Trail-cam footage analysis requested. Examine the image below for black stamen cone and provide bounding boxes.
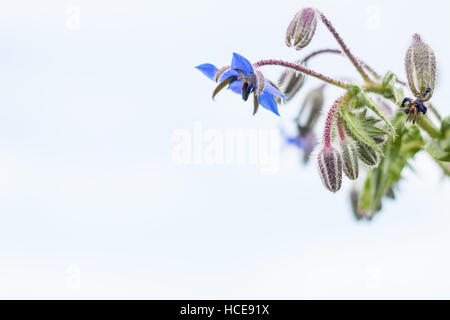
[242,82,251,101]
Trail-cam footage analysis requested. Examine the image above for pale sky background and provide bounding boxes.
[0,0,449,299]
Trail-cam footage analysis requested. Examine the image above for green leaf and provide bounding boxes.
[346,84,396,138]
[364,95,396,137]
[340,110,382,154]
[358,170,375,212]
[426,138,450,162]
[358,117,424,214]
[441,116,450,136]
[379,71,405,104]
[382,71,397,88]
[392,87,405,105]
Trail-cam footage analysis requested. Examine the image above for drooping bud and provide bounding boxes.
[357,142,378,166]
[296,86,324,132]
[340,140,359,180]
[317,146,342,192]
[277,59,307,101]
[405,34,436,101]
[301,131,317,164]
[285,8,318,50]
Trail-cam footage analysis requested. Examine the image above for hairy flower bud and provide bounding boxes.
[341,140,359,180]
[285,8,318,50]
[317,146,342,192]
[373,135,386,145]
[405,34,436,101]
[357,142,378,166]
[277,60,307,101]
[296,86,324,132]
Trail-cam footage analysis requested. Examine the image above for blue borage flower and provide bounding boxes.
[196,53,286,116]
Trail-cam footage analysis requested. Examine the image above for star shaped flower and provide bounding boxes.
[196,53,286,116]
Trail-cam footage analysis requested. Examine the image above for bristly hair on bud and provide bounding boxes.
[405,33,436,102]
[277,59,307,101]
[340,140,359,180]
[285,8,318,50]
[296,85,324,132]
[357,142,378,166]
[317,146,343,192]
[336,116,358,180]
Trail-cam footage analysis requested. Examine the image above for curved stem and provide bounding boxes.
[324,96,345,147]
[301,47,407,86]
[337,118,346,141]
[302,48,342,63]
[319,12,372,83]
[254,59,346,89]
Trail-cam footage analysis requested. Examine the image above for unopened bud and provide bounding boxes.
[317,146,342,192]
[341,140,359,180]
[357,142,378,166]
[405,34,436,101]
[277,60,307,101]
[296,86,324,132]
[285,8,318,50]
[373,135,386,145]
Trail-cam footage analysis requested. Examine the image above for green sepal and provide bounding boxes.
[212,77,233,100]
[253,94,259,115]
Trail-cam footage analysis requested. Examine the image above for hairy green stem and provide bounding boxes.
[418,115,441,138]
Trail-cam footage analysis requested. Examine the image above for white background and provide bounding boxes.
[0,0,449,299]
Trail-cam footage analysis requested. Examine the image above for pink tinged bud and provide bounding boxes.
[285,8,318,50]
[357,143,378,166]
[405,33,436,101]
[317,146,342,192]
[341,140,359,180]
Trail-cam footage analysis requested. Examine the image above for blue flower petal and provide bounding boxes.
[196,63,218,80]
[228,80,243,94]
[231,53,254,74]
[263,81,286,99]
[219,69,240,82]
[258,91,280,116]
